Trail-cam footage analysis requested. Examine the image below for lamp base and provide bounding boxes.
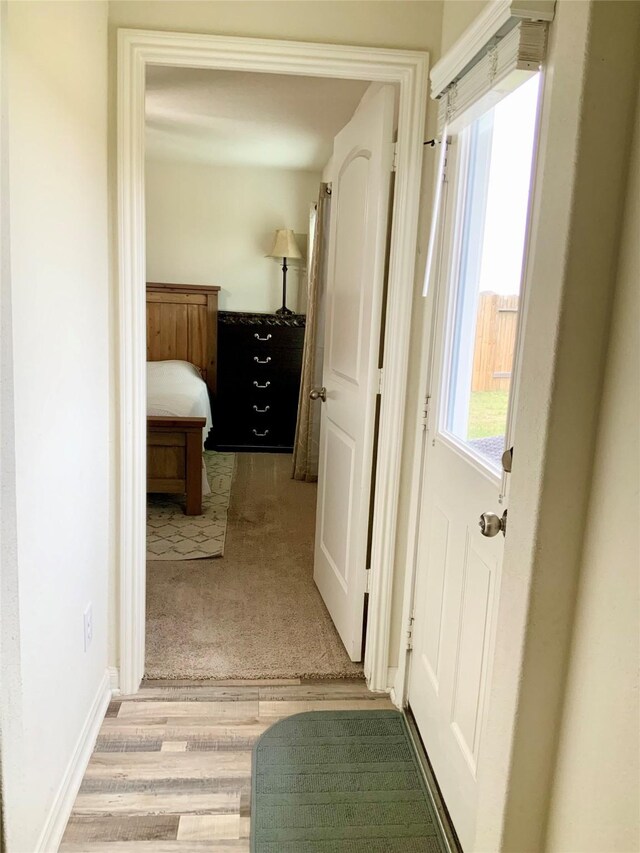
[275,306,295,316]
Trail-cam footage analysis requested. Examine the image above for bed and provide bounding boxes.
[146,282,220,515]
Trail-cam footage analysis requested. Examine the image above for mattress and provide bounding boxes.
[147,360,213,494]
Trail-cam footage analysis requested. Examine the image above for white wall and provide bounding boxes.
[145,158,318,313]
[1,2,110,850]
[544,71,640,853]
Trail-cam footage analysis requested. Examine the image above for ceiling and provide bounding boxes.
[145,67,370,171]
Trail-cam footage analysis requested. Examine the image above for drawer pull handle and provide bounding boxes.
[254,333,272,341]
[252,429,270,437]
[253,356,272,364]
[253,380,271,389]
[253,405,270,413]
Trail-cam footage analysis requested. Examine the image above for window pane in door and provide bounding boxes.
[444,75,539,471]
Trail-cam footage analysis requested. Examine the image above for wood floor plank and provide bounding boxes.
[72,791,240,816]
[177,814,241,840]
[60,843,249,852]
[83,750,252,780]
[117,700,259,720]
[95,721,268,749]
[61,815,179,843]
[259,682,375,700]
[78,777,250,797]
[259,697,395,717]
[161,741,188,752]
[140,678,300,689]
[123,687,261,702]
[163,715,264,728]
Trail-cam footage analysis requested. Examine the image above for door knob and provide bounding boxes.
[479,509,507,537]
[309,387,327,402]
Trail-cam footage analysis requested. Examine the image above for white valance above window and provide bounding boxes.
[436,20,549,133]
[429,0,555,133]
[422,0,554,297]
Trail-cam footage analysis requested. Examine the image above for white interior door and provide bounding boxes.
[313,84,395,661]
[408,77,540,849]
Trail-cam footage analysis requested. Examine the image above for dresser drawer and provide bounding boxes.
[216,420,295,449]
[219,321,304,352]
[218,361,302,392]
[218,395,298,427]
[234,345,303,373]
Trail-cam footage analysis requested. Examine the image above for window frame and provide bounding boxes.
[430,73,544,490]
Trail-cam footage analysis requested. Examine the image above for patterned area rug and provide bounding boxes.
[146,452,235,561]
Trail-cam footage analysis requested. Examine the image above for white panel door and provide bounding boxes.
[313,84,395,661]
[408,77,540,849]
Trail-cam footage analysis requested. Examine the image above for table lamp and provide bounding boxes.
[266,229,303,315]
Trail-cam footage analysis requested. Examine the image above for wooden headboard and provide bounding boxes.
[146,282,220,396]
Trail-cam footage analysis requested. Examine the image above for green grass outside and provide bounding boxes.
[467,390,509,440]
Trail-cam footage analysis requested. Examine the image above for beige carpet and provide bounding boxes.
[146,452,235,561]
[145,453,363,680]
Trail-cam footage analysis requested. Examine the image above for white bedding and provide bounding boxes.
[147,360,213,494]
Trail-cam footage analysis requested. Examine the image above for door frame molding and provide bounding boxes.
[116,28,429,695]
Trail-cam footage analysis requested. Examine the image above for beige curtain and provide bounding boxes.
[292,183,330,481]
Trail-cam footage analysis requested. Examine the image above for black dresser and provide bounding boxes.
[214,311,306,452]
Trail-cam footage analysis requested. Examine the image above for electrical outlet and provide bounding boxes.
[83,603,93,652]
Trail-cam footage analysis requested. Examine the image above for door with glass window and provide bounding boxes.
[408,76,540,850]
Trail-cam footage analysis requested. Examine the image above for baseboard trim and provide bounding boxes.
[108,665,121,695]
[35,669,111,853]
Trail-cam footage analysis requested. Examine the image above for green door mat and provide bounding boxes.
[251,709,447,852]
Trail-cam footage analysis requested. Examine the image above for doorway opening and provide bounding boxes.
[117,29,428,697]
[143,67,376,681]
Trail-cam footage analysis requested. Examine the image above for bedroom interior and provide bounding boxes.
[144,65,375,679]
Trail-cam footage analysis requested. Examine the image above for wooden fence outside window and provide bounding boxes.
[471,293,519,392]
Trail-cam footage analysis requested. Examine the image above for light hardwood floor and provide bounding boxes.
[60,680,394,851]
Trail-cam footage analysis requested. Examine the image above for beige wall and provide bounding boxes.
[440,0,489,53]
[146,159,318,313]
[109,0,440,52]
[1,2,110,850]
[107,0,444,668]
[544,74,640,853]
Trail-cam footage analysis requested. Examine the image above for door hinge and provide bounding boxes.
[365,568,372,593]
[378,367,384,395]
[406,613,415,651]
[391,142,398,173]
[421,393,431,431]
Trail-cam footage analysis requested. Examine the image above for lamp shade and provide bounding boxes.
[266,229,302,260]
